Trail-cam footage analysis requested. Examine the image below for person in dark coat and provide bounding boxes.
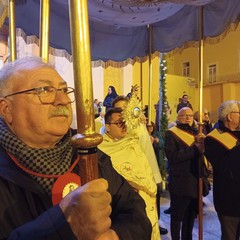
[193,109,213,135]
[103,86,118,112]
[164,107,205,240]
[0,57,151,240]
[176,94,193,113]
[205,100,240,240]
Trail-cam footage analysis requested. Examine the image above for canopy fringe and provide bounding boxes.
[205,21,240,45]
[167,20,240,57]
[16,28,72,62]
[16,27,159,68]
[9,19,240,68]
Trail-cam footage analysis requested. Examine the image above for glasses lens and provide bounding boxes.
[181,114,193,118]
[118,121,125,128]
[66,88,75,103]
[39,87,75,104]
[39,86,55,103]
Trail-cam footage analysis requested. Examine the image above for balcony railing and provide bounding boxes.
[204,72,240,86]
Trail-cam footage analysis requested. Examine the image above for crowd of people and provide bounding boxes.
[165,96,240,240]
[0,58,151,239]
[1,57,239,240]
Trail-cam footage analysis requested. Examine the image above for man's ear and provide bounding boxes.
[0,98,13,124]
[226,113,231,122]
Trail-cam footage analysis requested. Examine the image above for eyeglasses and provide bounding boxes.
[107,121,125,128]
[179,114,194,118]
[4,86,75,104]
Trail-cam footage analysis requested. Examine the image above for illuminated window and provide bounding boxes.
[208,64,217,83]
[183,62,190,77]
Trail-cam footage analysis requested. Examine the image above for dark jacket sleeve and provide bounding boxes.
[8,206,75,240]
[205,135,240,186]
[103,95,112,109]
[0,146,151,240]
[164,130,199,197]
[188,102,193,110]
[97,150,152,240]
[204,121,213,134]
[0,176,75,240]
[204,135,240,216]
[164,130,199,165]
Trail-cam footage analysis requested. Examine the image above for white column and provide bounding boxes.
[122,64,133,95]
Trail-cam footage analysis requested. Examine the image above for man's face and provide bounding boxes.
[203,110,210,122]
[106,113,127,139]
[177,108,194,126]
[182,95,188,103]
[228,111,240,130]
[1,66,73,148]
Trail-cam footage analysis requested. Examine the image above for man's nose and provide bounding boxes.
[54,91,70,105]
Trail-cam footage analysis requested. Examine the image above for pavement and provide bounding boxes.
[159,184,222,240]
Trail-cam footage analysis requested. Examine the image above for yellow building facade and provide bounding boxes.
[165,22,240,122]
[101,22,240,124]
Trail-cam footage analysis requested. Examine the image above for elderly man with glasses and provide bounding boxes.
[98,107,161,240]
[164,107,205,240]
[205,100,240,240]
[0,57,152,240]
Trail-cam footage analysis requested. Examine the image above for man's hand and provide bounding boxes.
[131,84,139,96]
[195,133,206,153]
[195,133,205,144]
[154,137,159,144]
[150,136,155,143]
[59,178,112,240]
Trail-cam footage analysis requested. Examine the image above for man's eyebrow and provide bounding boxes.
[38,79,52,85]
[38,80,67,86]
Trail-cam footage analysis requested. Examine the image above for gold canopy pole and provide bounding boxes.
[39,0,50,63]
[8,0,16,61]
[140,62,143,101]
[147,24,153,124]
[198,5,204,240]
[69,0,103,185]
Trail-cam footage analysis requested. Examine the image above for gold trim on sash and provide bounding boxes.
[168,126,195,147]
[207,128,238,150]
[169,126,209,168]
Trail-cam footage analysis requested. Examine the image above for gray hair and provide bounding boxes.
[0,57,52,97]
[218,100,240,122]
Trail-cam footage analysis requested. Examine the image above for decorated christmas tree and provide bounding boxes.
[158,53,168,180]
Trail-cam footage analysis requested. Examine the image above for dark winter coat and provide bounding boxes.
[205,121,240,217]
[176,101,193,113]
[164,123,200,198]
[0,147,151,240]
[103,94,118,112]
